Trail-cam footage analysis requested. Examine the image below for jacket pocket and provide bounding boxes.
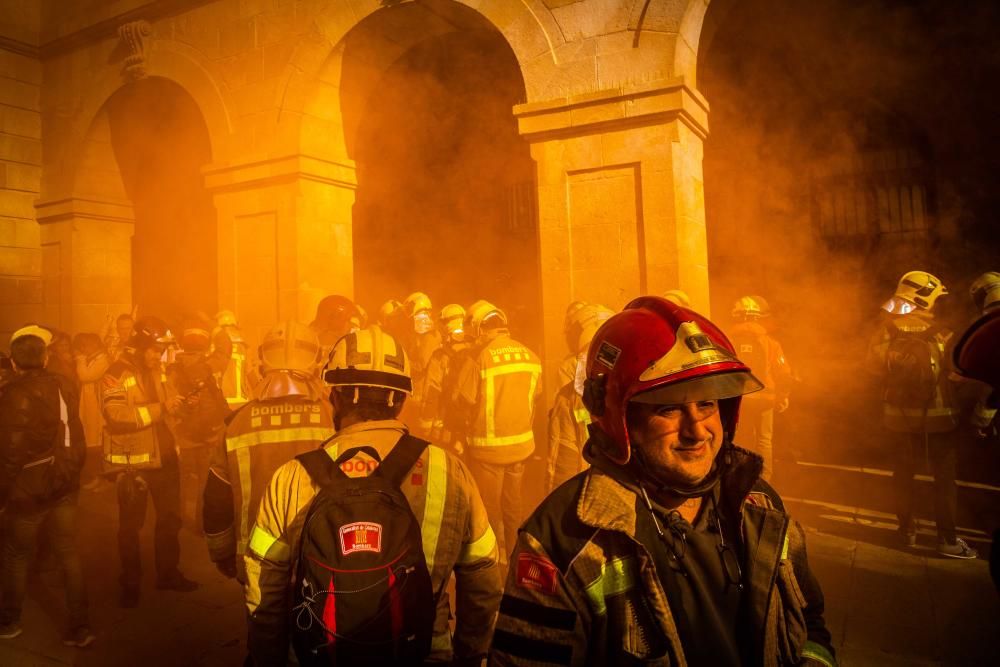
[775,559,809,664]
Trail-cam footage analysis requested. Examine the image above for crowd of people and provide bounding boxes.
[0,270,995,665]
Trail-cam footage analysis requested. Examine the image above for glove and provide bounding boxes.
[215,555,238,579]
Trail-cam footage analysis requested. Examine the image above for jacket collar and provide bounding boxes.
[335,419,408,438]
[577,436,764,534]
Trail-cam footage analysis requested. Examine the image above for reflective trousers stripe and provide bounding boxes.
[584,556,637,616]
[105,453,151,465]
[226,427,333,452]
[422,446,448,572]
[459,525,497,564]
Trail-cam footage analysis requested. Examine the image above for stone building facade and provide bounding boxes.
[0,0,713,388]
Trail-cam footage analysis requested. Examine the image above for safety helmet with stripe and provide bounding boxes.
[259,320,322,373]
[215,310,238,328]
[466,300,507,342]
[970,271,1000,313]
[583,296,763,465]
[731,295,770,320]
[894,270,948,311]
[323,325,412,398]
[404,292,433,317]
[439,303,466,338]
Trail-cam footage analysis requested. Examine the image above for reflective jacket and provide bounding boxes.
[100,357,172,472]
[203,371,333,578]
[452,331,543,464]
[244,419,502,666]
[490,443,836,667]
[867,311,958,433]
[416,340,470,440]
[214,326,253,408]
[729,321,793,406]
[546,382,590,492]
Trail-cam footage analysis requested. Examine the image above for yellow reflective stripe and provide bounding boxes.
[483,367,496,440]
[430,631,452,652]
[237,447,252,548]
[247,525,290,561]
[781,533,789,561]
[480,362,542,441]
[459,525,497,564]
[106,453,151,465]
[123,376,137,389]
[469,430,535,447]
[801,641,836,667]
[573,408,590,424]
[226,427,333,452]
[136,406,152,427]
[234,355,246,402]
[482,362,543,377]
[421,446,448,571]
[226,396,247,405]
[584,556,636,616]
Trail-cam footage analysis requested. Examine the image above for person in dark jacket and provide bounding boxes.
[490,298,835,667]
[0,326,92,646]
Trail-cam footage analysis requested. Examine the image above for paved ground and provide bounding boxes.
[0,471,997,666]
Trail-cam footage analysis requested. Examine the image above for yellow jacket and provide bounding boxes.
[100,357,172,472]
[546,382,590,491]
[244,419,502,665]
[452,331,543,464]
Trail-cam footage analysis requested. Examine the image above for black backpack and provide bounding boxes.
[291,435,435,666]
[730,329,771,388]
[884,326,942,412]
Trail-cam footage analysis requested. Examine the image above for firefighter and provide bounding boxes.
[730,295,793,481]
[415,303,469,441]
[213,310,253,409]
[378,298,406,340]
[966,272,1000,436]
[867,271,975,558]
[203,321,333,581]
[449,300,542,562]
[547,304,613,491]
[404,291,442,383]
[558,301,589,385]
[244,326,501,665]
[100,316,198,608]
[104,312,135,363]
[490,296,836,666]
[310,294,357,362]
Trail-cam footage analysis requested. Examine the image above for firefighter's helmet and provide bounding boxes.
[583,296,763,465]
[215,310,238,328]
[323,325,412,397]
[128,316,175,351]
[574,304,614,354]
[893,271,948,311]
[731,295,770,320]
[379,300,402,325]
[259,321,322,373]
[404,292,433,317]
[970,272,1000,313]
[10,324,52,346]
[662,289,691,307]
[313,295,356,329]
[440,304,466,337]
[466,300,507,341]
[953,309,1000,390]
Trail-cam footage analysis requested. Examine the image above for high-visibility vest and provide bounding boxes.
[216,329,252,407]
[547,382,591,491]
[100,359,170,472]
[460,333,542,464]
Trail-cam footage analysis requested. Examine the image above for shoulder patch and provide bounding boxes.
[516,553,559,596]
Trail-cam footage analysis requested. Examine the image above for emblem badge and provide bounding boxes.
[339,522,383,556]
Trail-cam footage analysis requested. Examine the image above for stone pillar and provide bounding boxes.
[34,197,134,334]
[203,153,357,345]
[515,79,711,388]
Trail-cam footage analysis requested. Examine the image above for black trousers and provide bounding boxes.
[117,445,183,590]
[891,430,958,544]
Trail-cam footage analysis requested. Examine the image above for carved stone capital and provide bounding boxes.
[118,20,152,82]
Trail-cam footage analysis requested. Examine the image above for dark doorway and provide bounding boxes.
[106,77,218,323]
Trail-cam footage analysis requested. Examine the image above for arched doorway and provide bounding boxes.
[336,1,540,345]
[102,77,218,323]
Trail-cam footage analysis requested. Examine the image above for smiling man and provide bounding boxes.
[490,296,836,667]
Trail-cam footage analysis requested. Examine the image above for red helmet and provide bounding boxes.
[313,295,356,331]
[583,296,763,465]
[953,309,1000,391]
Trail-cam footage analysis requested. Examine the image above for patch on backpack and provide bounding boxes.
[516,553,559,595]
[339,522,382,556]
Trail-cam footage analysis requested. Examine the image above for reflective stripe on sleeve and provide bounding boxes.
[584,556,637,616]
[247,525,290,562]
[226,427,333,452]
[105,453,151,465]
[781,533,789,561]
[573,408,590,424]
[237,448,253,548]
[459,525,497,564]
[137,406,152,427]
[801,641,837,667]
[421,446,448,571]
[123,376,137,390]
[430,631,452,652]
[469,429,535,447]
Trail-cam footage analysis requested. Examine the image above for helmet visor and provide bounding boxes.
[631,370,764,406]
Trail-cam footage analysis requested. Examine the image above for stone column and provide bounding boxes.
[34,197,134,334]
[515,79,711,387]
[203,153,357,344]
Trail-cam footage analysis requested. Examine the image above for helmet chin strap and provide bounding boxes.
[632,441,733,499]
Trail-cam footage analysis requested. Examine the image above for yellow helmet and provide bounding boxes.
[662,289,691,307]
[731,295,768,320]
[404,292,433,317]
[574,304,614,353]
[440,304,466,335]
[894,271,947,311]
[971,272,1000,312]
[259,321,321,373]
[215,309,238,328]
[322,325,412,396]
[466,300,507,341]
[378,299,402,325]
